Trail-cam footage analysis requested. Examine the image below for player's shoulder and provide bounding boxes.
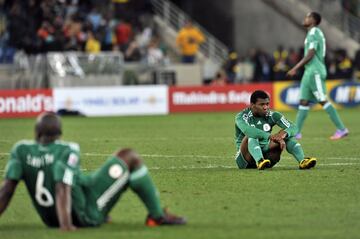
[54,140,80,153]
[235,108,252,120]
[309,27,323,37]
[12,140,36,151]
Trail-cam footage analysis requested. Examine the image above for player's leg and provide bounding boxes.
[246,137,271,170]
[85,149,185,226]
[311,72,348,139]
[264,141,283,168]
[235,136,257,169]
[118,149,186,226]
[284,136,316,169]
[295,72,312,139]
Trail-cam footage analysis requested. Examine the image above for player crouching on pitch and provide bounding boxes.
[0,112,185,231]
[235,90,316,170]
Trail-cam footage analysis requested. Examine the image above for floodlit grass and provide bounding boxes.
[0,109,359,239]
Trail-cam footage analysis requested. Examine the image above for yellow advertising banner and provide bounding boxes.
[273,80,360,111]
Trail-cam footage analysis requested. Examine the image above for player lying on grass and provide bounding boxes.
[0,112,186,231]
[234,90,317,170]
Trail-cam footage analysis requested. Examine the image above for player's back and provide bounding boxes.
[304,27,326,73]
[6,140,80,227]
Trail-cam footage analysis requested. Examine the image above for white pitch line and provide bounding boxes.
[1,152,360,161]
[0,162,359,174]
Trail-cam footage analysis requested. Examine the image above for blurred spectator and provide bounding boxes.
[87,7,102,31]
[176,20,205,63]
[272,45,289,81]
[124,37,141,62]
[37,21,55,50]
[146,38,164,65]
[116,19,132,52]
[354,49,360,80]
[223,51,239,84]
[211,70,227,86]
[252,49,272,82]
[85,31,100,54]
[335,49,353,79]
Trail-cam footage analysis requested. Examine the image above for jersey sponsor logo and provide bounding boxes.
[279,84,300,108]
[257,120,262,125]
[263,123,271,132]
[329,82,360,107]
[67,153,79,167]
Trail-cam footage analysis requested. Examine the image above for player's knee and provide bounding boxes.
[284,137,298,151]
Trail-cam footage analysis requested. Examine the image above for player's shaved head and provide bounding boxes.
[310,12,321,25]
[115,148,142,171]
[250,90,269,104]
[35,112,62,143]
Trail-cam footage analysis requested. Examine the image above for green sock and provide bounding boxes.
[248,138,264,163]
[323,102,346,130]
[285,137,304,163]
[129,166,164,218]
[296,106,310,133]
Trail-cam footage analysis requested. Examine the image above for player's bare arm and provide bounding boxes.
[0,180,18,216]
[55,182,76,231]
[287,49,315,77]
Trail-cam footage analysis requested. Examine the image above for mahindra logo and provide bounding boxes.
[173,91,251,105]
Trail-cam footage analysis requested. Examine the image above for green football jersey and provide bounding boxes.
[5,140,81,227]
[304,27,326,73]
[234,108,297,150]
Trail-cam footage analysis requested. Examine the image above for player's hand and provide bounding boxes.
[269,134,283,142]
[286,68,297,78]
[278,139,286,151]
[269,135,286,151]
[274,130,287,140]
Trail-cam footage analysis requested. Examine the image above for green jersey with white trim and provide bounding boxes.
[4,140,132,227]
[235,108,297,150]
[304,27,326,74]
[5,140,81,226]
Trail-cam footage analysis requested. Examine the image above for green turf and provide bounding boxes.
[0,109,359,239]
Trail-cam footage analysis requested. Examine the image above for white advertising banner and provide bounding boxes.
[53,86,168,116]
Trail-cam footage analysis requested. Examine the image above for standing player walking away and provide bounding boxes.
[234,90,316,170]
[0,112,185,231]
[287,12,349,140]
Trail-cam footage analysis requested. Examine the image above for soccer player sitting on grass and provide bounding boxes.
[0,112,186,231]
[234,90,316,170]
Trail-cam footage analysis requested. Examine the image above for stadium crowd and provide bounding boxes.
[0,0,168,64]
[215,46,360,85]
[0,0,359,84]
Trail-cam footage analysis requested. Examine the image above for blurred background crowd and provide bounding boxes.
[0,0,359,84]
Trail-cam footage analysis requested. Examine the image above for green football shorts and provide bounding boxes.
[300,70,327,102]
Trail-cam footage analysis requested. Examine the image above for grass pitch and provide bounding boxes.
[0,109,359,239]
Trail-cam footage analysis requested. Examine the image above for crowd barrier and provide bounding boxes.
[0,80,359,118]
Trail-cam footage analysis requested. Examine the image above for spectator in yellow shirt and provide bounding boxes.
[85,31,101,54]
[176,20,205,63]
